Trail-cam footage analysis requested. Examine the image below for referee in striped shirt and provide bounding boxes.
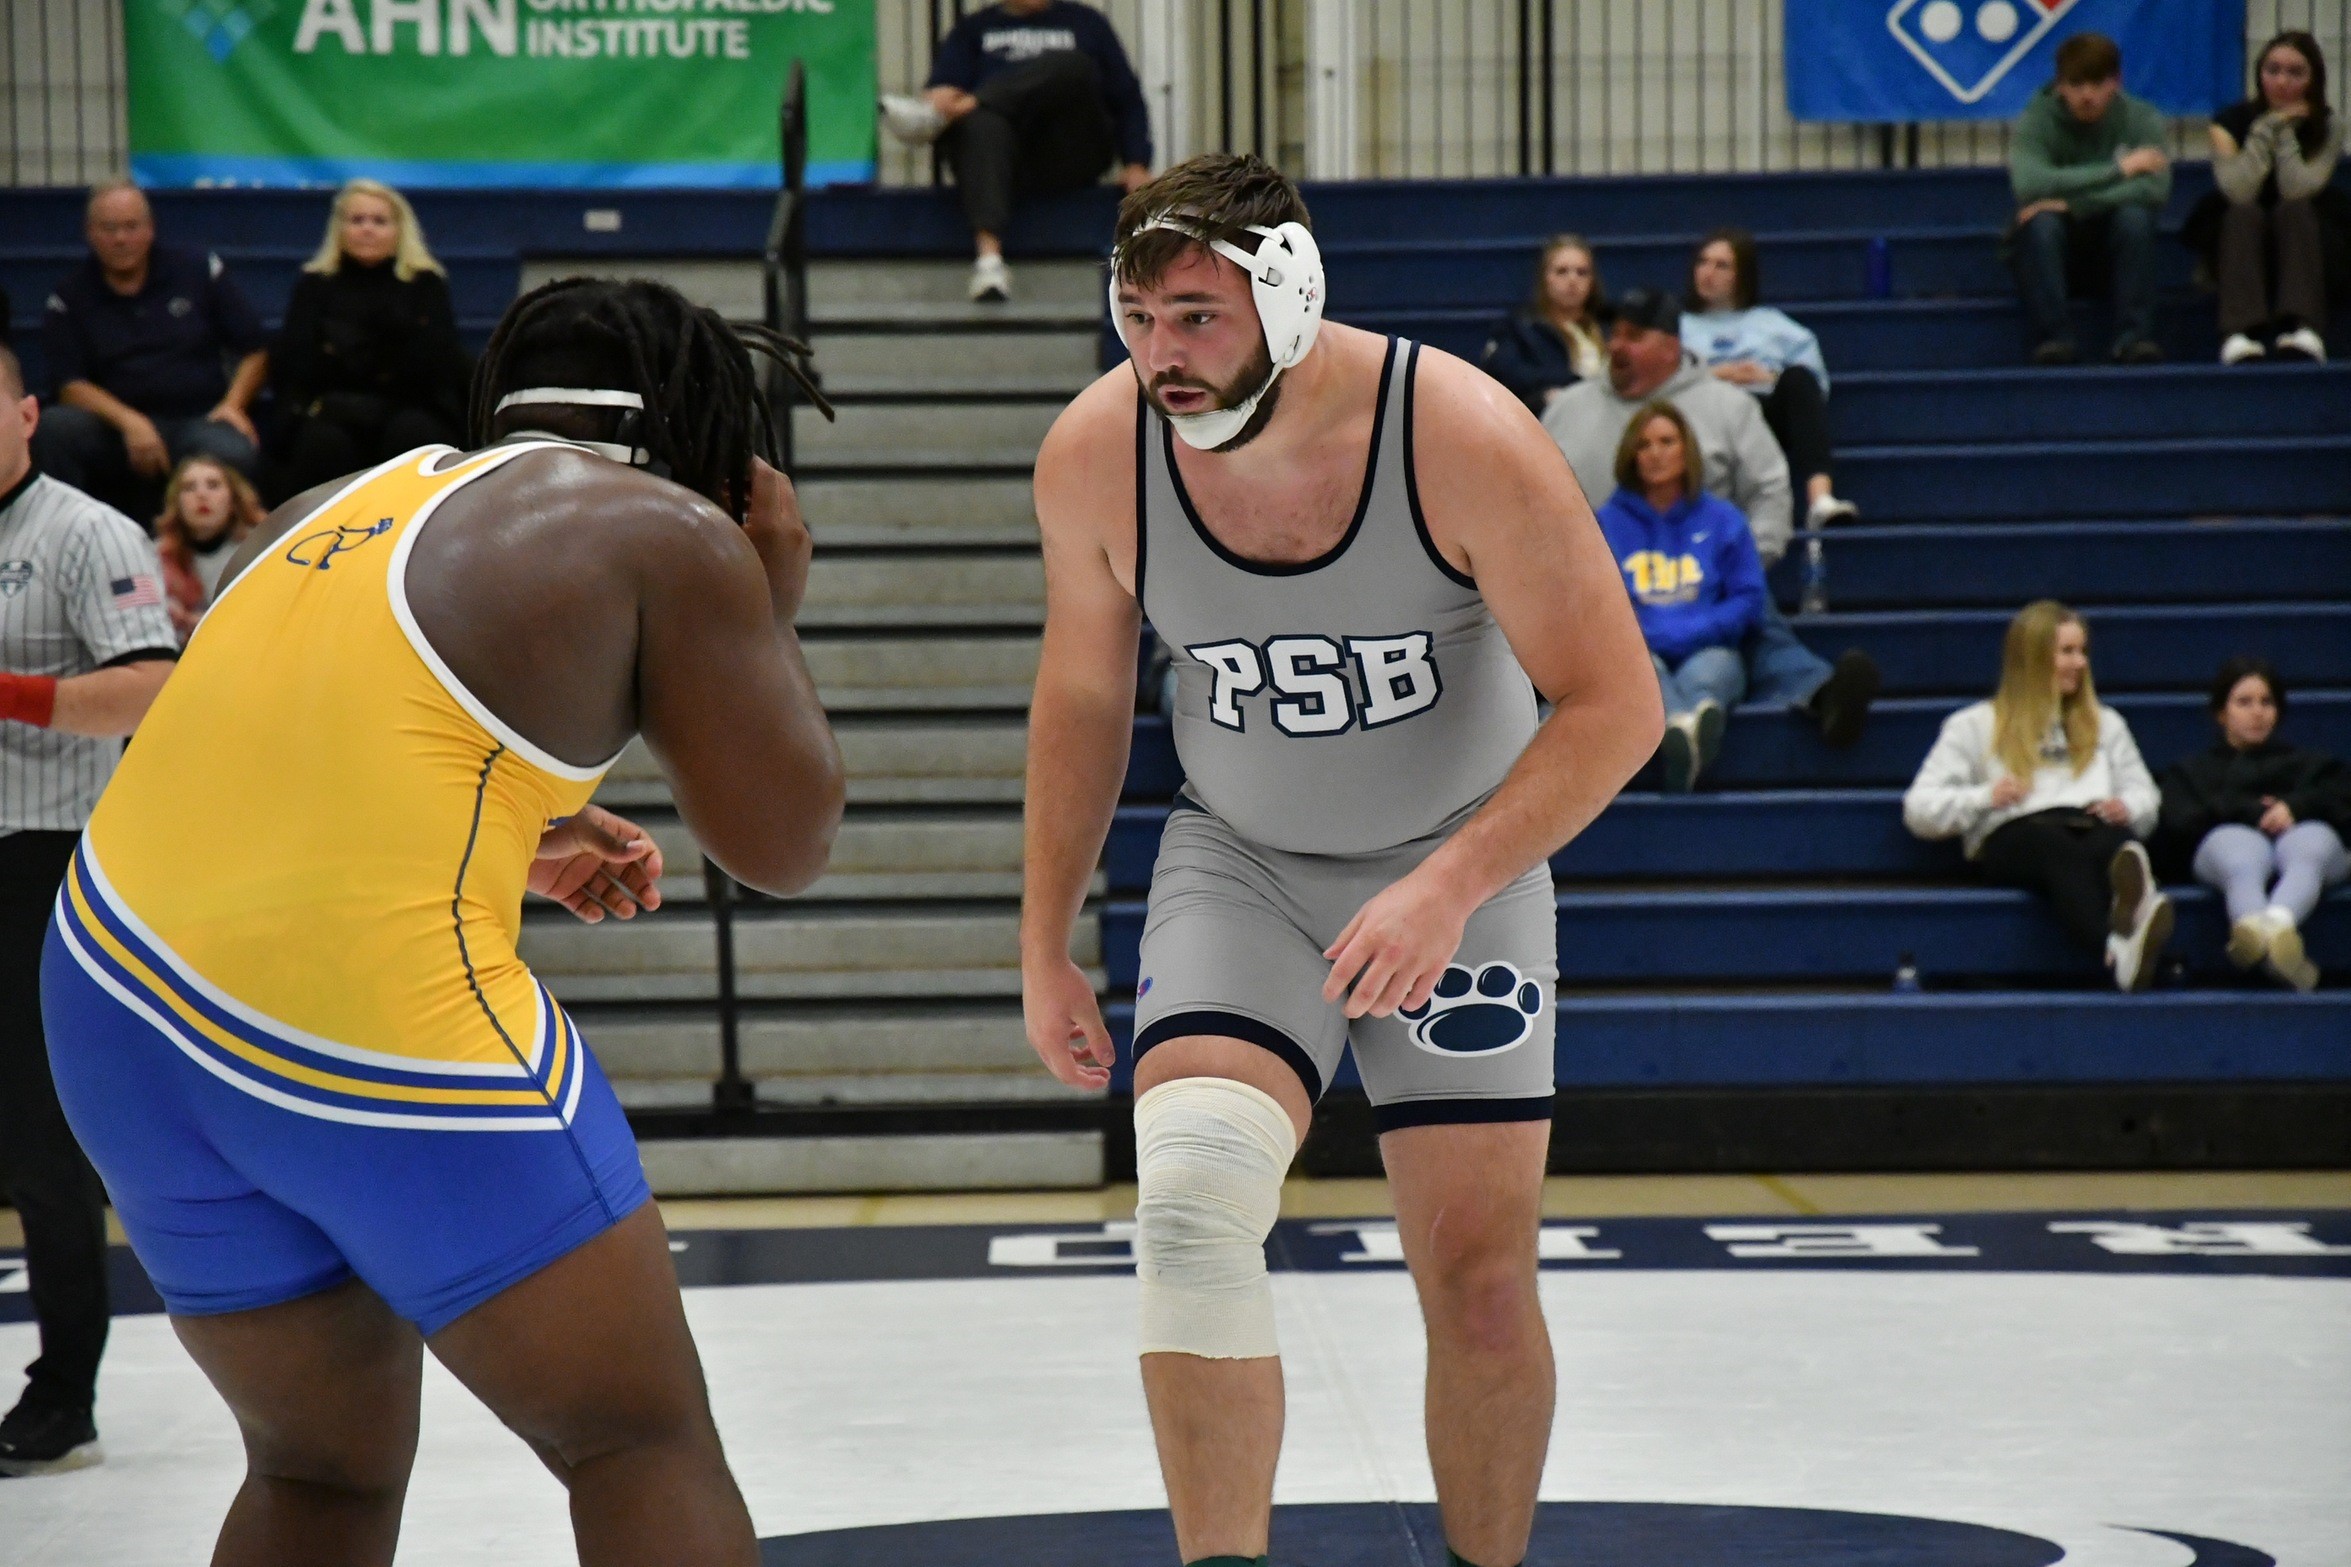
[0,341,177,1475]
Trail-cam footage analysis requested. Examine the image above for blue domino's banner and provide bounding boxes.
[1786,0,2247,121]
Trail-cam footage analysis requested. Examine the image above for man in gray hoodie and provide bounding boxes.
[1543,287,1877,745]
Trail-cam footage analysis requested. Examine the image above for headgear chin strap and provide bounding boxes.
[492,386,652,466]
[1109,217,1326,451]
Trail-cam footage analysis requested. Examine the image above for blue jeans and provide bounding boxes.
[1741,597,1832,708]
[1652,645,1746,718]
[32,403,259,522]
[2011,204,2158,353]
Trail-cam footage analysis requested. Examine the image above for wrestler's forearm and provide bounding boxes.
[1018,680,1132,962]
[1418,686,1660,912]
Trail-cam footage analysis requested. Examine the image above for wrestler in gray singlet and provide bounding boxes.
[1132,337,1560,1128]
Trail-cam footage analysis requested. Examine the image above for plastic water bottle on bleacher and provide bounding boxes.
[1799,527,1829,615]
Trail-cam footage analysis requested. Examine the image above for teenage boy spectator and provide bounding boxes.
[1596,402,1767,793]
[1480,234,1607,413]
[2007,32,2173,365]
[1545,288,1878,746]
[879,0,1152,302]
[2156,657,2350,991]
[35,181,269,520]
[1903,601,2168,991]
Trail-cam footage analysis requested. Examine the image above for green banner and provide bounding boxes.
[127,0,876,187]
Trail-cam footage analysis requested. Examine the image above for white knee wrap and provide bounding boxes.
[1132,1077,1297,1360]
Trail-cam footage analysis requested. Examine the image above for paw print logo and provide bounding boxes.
[1398,962,1545,1057]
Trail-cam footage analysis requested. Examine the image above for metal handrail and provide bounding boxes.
[707,58,815,1119]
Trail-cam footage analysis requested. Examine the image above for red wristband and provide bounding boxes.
[0,673,58,728]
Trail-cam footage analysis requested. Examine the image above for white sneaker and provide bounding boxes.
[2261,907,2320,992]
[879,92,946,146]
[2273,325,2327,363]
[968,253,1012,303]
[1658,713,1701,793]
[1806,493,1860,527]
[1691,697,1727,771]
[2220,332,2267,364]
[2226,912,2271,969]
[2105,841,2172,992]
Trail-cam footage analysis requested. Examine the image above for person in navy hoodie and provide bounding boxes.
[1596,400,1768,792]
[879,0,1153,303]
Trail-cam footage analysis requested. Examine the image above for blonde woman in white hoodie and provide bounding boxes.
[1904,601,2169,990]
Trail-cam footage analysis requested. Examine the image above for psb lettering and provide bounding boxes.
[1186,632,1441,737]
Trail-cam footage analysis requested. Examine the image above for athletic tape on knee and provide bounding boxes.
[1132,1077,1297,1360]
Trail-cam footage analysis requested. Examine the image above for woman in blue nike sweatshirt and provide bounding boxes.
[1596,400,1769,792]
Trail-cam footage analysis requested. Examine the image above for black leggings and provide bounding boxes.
[278,404,462,499]
[1758,364,1833,494]
[0,831,109,1413]
[1973,808,2131,952]
[939,51,1117,238]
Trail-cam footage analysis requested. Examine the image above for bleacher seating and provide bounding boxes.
[3,160,2345,1141]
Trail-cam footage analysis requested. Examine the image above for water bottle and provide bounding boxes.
[1893,953,1921,993]
[1798,526,1829,616]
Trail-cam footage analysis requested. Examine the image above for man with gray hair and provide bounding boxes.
[1544,287,1879,748]
[0,340,178,1475]
[35,180,268,519]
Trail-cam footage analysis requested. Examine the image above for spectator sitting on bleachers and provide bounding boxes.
[2194,32,2345,364]
[1479,233,1607,413]
[1545,286,1878,747]
[152,454,263,643]
[34,179,268,521]
[1903,600,2169,992]
[2156,657,2349,992]
[878,0,1152,303]
[2006,32,2172,366]
[1596,401,1765,793]
[269,179,468,500]
[1683,226,1858,530]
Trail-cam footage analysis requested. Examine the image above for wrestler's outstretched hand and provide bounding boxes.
[531,803,666,923]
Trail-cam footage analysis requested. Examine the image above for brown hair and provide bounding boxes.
[2257,32,2333,156]
[1992,600,2100,781]
[0,342,23,398]
[1687,226,1760,311]
[1111,153,1310,293]
[155,454,265,560]
[1613,400,1704,500]
[2055,32,2121,86]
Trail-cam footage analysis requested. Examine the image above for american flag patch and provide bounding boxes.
[109,574,163,609]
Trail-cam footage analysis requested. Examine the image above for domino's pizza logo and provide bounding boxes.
[1398,961,1545,1057]
[1886,0,2081,105]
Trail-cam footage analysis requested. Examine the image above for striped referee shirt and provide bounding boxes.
[0,468,179,834]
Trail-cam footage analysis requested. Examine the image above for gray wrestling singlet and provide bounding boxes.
[1131,338,1560,1129]
[1141,337,1542,858]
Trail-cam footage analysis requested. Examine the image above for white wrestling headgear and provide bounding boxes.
[492,386,652,466]
[1108,215,1326,450]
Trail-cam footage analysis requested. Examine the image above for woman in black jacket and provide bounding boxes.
[2158,657,2350,990]
[270,180,469,497]
[1478,234,1607,413]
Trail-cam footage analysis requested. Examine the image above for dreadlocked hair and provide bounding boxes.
[470,276,830,521]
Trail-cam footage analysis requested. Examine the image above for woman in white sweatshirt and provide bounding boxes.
[1903,601,2170,990]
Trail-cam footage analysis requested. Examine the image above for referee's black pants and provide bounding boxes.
[939,51,1118,238]
[0,830,109,1416]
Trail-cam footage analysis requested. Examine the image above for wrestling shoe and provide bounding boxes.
[0,1396,102,1477]
[878,93,945,145]
[969,253,1012,303]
